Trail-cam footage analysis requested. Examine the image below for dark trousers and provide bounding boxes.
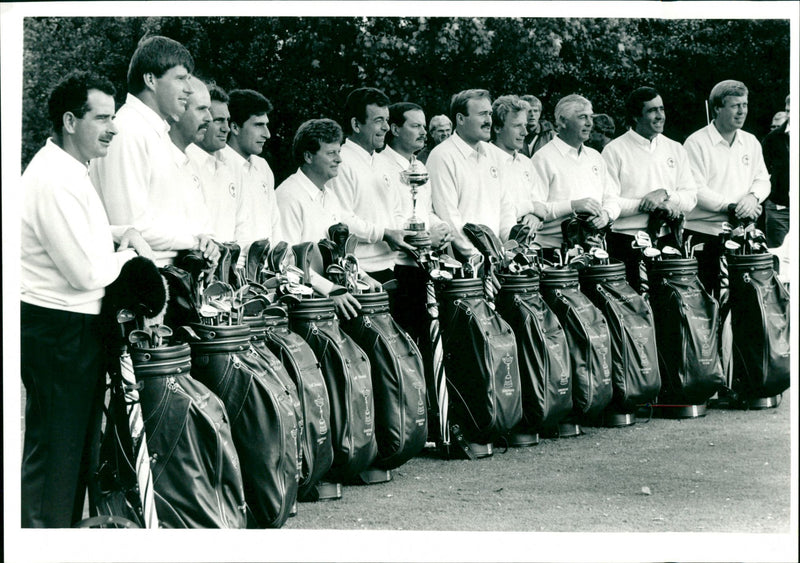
[607,232,646,293]
[764,201,790,248]
[21,302,105,527]
[684,229,723,299]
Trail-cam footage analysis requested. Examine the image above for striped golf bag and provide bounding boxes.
[539,268,614,423]
[579,262,661,413]
[648,258,725,404]
[437,278,523,446]
[724,254,790,400]
[132,343,247,528]
[340,292,428,469]
[495,273,572,439]
[186,323,300,528]
[288,298,378,483]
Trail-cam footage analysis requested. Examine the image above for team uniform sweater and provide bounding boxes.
[683,122,770,235]
[486,142,547,221]
[186,143,244,243]
[22,140,136,314]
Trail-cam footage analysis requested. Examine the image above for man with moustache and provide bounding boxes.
[428,88,516,258]
[603,86,698,291]
[520,94,555,157]
[223,88,282,254]
[91,35,218,264]
[21,71,152,527]
[186,84,243,243]
[416,114,452,164]
[328,87,415,282]
[683,80,770,296]
[531,93,620,256]
[486,95,548,232]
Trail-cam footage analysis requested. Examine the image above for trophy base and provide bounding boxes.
[405,231,432,248]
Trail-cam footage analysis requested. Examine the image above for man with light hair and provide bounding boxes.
[428,89,516,258]
[603,86,698,291]
[416,114,452,163]
[683,79,770,296]
[531,93,620,255]
[520,94,555,157]
[769,110,788,131]
[487,94,547,231]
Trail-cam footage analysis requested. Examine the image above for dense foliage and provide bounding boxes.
[22,16,790,183]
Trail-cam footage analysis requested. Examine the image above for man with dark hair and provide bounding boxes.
[329,87,415,282]
[603,86,697,291]
[684,79,770,296]
[22,71,152,527]
[187,83,243,243]
[761,94,789,248]
[275,118,365,318]
[90,35,219,265]
[487,94,548,231]
[587,113,615,152]
[222,88,281,251]
[428,88,516,258]
[520,94,555,157]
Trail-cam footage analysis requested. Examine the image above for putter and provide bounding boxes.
[689,242,705,259]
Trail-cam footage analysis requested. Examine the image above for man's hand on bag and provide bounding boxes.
[118,228,155,260]
[655,199,681,219]
[383,228,417,252]
[734,193,760,220]
[197,234,221,264]
[571,197,602,216]
[639,188,669,213]
[588,210,610,230]
[520,213,543,231]
[331,290,361,320]
[430,222,453,248]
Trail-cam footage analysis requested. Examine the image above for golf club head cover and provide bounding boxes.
[463,223,503,264]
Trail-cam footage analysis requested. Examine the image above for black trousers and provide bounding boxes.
[683,229,723,299]
[607,232,646,293]
[21,302,105,528]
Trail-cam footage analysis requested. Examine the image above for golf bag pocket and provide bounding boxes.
[540,268,613,422]
[186,323,299,528]
[133,343,247,529]
[496,274,572,430]
[649,258,724,404]
[262,313,333,502]
[288,298,378,483]
[579,263,661,412]
[727,254,790,398]
[341,292,428,470]
[438,278,523,444]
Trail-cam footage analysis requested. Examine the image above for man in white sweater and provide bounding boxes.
[603,86,698,291]
[89,36,219,266]
[21,72,152,527]
[328,87,415,282]
[531,94,620,256]
[683,80,770,297]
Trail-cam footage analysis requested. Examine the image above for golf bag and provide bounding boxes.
[262,312,334,502]
[495,274,572,434]
[244,238,271,285]
[437,278,523,445]
[561,213,612,253]
[288,298,378,483]
[132,343,248,528]
[184,323,299,528]
[160,264,202,329]
[213,241,241,287]
[648,258,725,404]
[539,268,613,422]
[725,254,790,399]
[579,263,661,412]
[340,292,428,469]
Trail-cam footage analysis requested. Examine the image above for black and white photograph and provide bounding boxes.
[2,2,797,562]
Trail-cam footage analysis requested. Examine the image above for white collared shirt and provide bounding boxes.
[328,139,404,272]
[531,135,621,248]
[186,143,243,243]
[222,144,281,246]
[428,132,516,257]
[683,122,770,235]
[486,142,547,220]
[276,168,347,247]
[90,93,203,253]
[22,140,137,314]
[603,129,698,235]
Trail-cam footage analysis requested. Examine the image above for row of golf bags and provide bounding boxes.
[90,218,789,528]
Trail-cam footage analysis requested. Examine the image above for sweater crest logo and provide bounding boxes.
[261,182,268,194]
[228,183,237,198]
[591,165,599,175]
[742,154,750,166]
[666,157,675,168]
[383,174,391,189]
[489,166,498,178]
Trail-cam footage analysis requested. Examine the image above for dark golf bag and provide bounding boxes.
[437,278,523,445]
[495,274,572,434]
[340,292,428,469]
[288,298,378,483]
[185,323,299,528]
[648,258,725,404]
[261,312,334,501]
[579,263,661,412]
[539,268,613,422]
[725,254,790,399]
[132,343,247,528]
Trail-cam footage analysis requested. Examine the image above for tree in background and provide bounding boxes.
[22,16,789,184]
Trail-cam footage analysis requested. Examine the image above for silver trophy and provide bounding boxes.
[400,155,432,248]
